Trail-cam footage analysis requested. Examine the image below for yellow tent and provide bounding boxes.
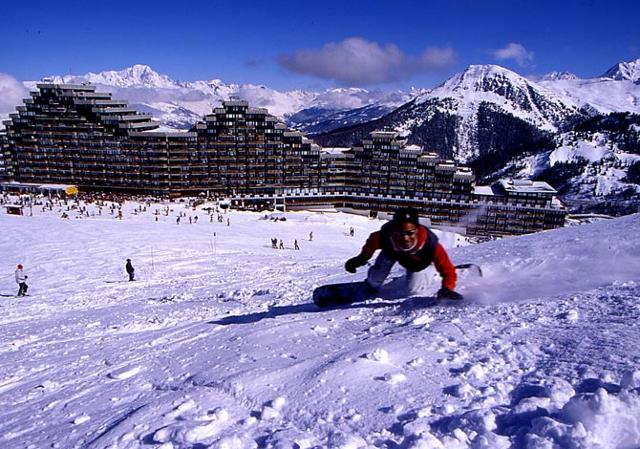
[64,185,79,196]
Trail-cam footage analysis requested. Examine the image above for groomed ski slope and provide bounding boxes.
[1,201,639,449]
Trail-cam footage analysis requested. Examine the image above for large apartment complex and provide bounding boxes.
[0,83,320,196]
[0,83,566,236]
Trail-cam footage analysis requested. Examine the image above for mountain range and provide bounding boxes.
[18,59,640,134]
[22,64,421,131]
[9,59,640,214]
[312,60,640,214]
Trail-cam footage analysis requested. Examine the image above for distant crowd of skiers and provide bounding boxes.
[4,191,325,297]
[270,238,300,250]
[2,190,237,226]
[10,207,465,301]
[7,194,469,304]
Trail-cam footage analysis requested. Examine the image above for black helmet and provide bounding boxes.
[392,207,420,226]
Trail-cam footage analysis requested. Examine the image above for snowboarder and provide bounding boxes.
[125,259,135,281]
[309,232,313,241]
[15,264,28,296]
[349,227,355,237]
[294,239,300,250]
[344,207,462,300]
[279,239,284,250]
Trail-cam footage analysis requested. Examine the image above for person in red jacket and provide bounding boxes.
[345,207,463,300]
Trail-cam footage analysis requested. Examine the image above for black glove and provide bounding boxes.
[437,288,463,301]
[345,256,366,273]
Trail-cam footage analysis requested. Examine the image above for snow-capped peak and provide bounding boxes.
[601,58,640,82]
[540,71,580,81]
[324,87,369,95]
[414,64,573,123]
[381,64,585,162]
[434,64,530,94]
[90,64,179,88]
[51,64,181,89]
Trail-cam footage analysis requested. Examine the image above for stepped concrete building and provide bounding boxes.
[0,83,566,236]
[293,131,565,236]
[0,84,320,197]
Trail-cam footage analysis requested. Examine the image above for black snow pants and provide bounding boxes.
[17,282,28,296]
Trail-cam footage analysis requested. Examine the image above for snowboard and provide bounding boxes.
[313,263,481,308]
[313,281,379,308]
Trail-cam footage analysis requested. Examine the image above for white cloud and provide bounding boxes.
[0,73,28,114]
[492,43,535,67]
[278,37,456,86]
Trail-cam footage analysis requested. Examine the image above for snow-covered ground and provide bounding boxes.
[539,77,640,116]
[1,198,639,449]
[505,129,640,204]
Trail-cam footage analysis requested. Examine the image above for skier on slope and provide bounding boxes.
[125,259,135,282]
[15,264,28,296]
[344,207,463,300]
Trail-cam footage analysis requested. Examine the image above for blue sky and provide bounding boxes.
[1,0,638,90]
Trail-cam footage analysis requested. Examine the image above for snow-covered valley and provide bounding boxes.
[1,200,639,448]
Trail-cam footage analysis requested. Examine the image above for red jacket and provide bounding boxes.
[358,225,457,291]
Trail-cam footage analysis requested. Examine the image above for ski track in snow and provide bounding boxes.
[1,199,639,448]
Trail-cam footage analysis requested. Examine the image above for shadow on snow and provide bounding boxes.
[207,295,445,326]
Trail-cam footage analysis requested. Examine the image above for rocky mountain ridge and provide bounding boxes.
[601,58,640,82]
[314,65,587,161]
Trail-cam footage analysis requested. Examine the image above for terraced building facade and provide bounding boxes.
[0,84,320,196]
[0,83,566,235]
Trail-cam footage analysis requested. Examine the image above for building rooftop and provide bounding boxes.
[370,131,399,138]
[454,168,474,180]
[36,83,96,92]
[223,99,249,107]
[132,129,196,138]
[474,185,496,196]
[498,179,557,195]
[321,147,351,155]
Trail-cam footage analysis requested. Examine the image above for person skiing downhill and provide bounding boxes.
[345,207,463,300]
[15,264,28,296]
